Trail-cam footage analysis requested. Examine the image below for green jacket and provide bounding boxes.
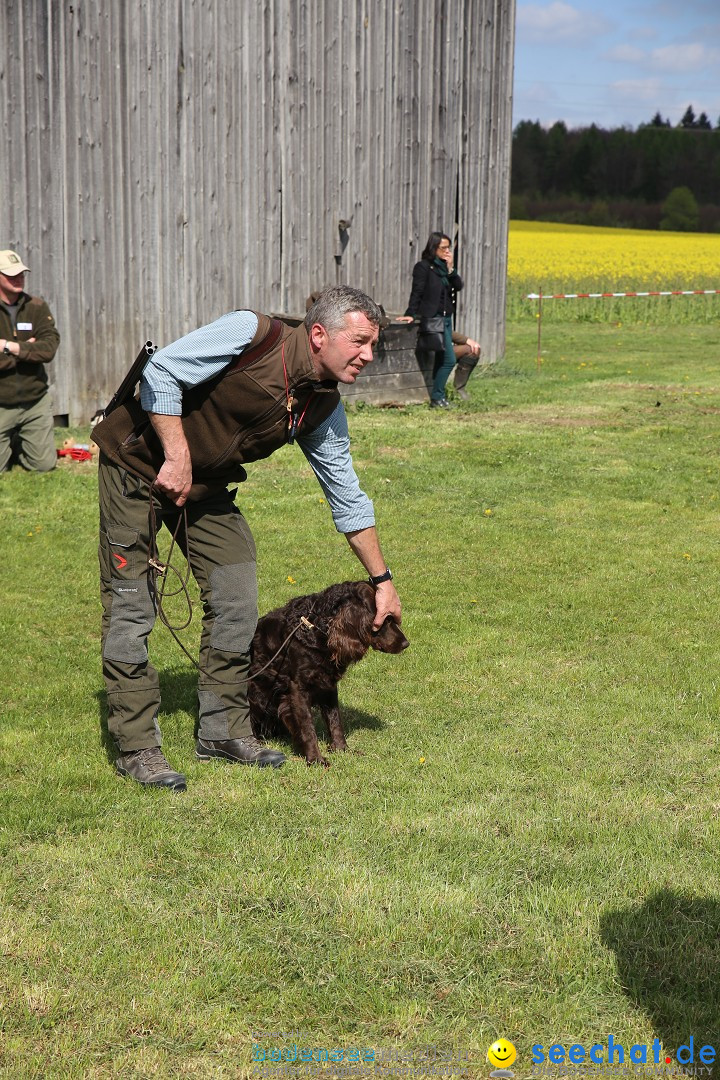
[0,292,60,406]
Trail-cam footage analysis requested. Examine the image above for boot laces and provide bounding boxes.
[136,747,172,777]
[237,736,263,750]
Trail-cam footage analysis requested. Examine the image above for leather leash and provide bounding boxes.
[146,486,320,685]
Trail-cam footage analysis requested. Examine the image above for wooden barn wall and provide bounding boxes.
[0,0,515,422]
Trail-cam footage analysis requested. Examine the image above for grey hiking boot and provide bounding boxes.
[453,360,475,400]
[196,736,286,769]
[115,747,187,791]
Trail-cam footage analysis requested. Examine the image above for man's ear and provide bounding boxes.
[309,322,328,353]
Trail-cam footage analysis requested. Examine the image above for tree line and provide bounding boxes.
[511,109,720,231]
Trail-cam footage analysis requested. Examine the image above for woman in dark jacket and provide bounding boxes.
[402,231,479,407]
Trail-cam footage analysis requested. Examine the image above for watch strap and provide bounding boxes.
[369,568,393,586]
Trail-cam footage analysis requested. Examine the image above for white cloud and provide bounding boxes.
[640,0,717,16]
[628,25,659,42]
[603,40,720,74]
[517,1,610,42]
[649,42,720,72]
[518,81,557,104]
[604,44,646,62]
[610,78,664,103]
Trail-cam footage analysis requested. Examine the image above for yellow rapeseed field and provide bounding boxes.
[507,221,720,323]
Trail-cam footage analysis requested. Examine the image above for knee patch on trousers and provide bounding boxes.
[103,578,156,665]
[208,563,258,653]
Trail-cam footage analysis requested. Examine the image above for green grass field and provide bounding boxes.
[2,321,720,1078]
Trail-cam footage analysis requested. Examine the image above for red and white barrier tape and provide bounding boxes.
[526,289,720,300]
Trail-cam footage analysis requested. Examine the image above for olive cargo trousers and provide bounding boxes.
[0,396,57,473]
[98,455,258,752]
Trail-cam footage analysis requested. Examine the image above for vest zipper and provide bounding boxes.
[206,380,317,470]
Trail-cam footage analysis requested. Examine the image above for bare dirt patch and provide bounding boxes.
[481,404,618,428]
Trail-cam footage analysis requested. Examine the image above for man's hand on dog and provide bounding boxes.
[373,580,401,629]
[342,527,402,629]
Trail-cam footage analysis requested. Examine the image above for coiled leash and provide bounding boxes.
[146,483,319,685]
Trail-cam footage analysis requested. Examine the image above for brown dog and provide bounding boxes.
[248,580,409,764]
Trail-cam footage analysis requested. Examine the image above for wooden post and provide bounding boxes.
[536,288,543,373]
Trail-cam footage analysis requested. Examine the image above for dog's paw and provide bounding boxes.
[305,753,330,767]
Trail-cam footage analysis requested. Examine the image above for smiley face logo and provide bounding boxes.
[487,1040,517,1069]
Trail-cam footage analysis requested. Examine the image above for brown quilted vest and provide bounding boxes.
[92,314,340,501]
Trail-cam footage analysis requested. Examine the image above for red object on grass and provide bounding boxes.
[57,447,93,462]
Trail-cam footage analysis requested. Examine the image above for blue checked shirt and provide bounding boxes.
[140,311,375,533]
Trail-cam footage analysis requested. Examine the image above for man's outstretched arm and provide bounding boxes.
[297,402,401,629]
[344,526,401,629]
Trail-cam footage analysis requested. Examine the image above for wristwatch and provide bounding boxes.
[2,344,10,356]
[369,568,393,586]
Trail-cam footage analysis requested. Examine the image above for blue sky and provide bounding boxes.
[513,0,720,130]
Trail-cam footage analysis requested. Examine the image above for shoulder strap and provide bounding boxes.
[101,318,285,420]
[223,317,284,376]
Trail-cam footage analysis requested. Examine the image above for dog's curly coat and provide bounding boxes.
[248,580,409,764]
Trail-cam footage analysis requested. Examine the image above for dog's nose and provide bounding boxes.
[377,623,409,652]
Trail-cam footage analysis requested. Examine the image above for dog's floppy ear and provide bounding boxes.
[327,585,375,666]
[357,580,378,612]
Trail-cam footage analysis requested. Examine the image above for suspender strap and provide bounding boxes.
[223,318,284,376]
[102,318,285,419]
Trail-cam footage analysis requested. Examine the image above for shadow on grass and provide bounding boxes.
[600,890,720,1064]
[251,703,385,757]
[335,704,385,735]
[95,689,115,765]
[95,671,385,761]
[94,670,199,766]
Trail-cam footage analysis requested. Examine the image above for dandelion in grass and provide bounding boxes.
[287,576,296,583]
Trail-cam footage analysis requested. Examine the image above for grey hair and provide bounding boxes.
[303,286,383,334]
